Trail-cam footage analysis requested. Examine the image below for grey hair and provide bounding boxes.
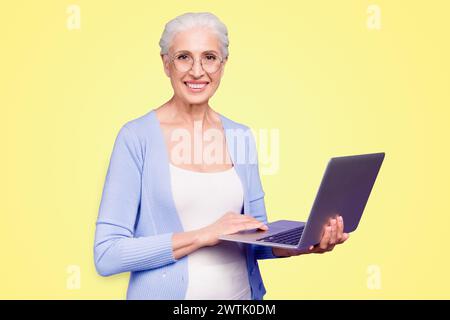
[159,12,229,58]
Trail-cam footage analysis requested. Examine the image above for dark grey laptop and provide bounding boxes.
[219,152,385,250]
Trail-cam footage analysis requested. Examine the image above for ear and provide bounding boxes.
[161,54,170,78]
[219,56,228,77]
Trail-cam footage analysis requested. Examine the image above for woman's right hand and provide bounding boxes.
[197,212,269,247]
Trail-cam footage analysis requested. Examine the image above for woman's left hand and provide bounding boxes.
[272,215,350,257]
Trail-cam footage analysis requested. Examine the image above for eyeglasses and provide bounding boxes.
[167,52,225,74]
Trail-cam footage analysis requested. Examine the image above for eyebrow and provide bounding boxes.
[173,50,220,55]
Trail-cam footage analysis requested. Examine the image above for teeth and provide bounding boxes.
[186,82,207,89]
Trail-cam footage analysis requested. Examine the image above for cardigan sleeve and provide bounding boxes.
[246,128,288,260]
[94,125,177,277]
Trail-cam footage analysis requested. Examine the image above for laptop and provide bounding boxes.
[219,152,385,250]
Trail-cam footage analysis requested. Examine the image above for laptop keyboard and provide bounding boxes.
[256,226,304,245]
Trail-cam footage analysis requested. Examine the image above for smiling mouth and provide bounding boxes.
[184,82,209,92]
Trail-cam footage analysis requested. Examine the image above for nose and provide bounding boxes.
[189,57,206,77]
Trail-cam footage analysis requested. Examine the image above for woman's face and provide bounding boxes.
[162,27,227,105]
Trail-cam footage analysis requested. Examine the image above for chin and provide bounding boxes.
[182,94,211,104]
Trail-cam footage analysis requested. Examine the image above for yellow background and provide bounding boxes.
[1,0,449,299]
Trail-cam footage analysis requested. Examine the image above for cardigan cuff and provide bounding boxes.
[119,232,177,271]
[253,244,289,260]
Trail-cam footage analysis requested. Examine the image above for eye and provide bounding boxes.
[176,54,190,60]
[205,54,217,61]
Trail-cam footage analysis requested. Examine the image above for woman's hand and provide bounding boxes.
[272,215,350,257]
[197,212,268,247]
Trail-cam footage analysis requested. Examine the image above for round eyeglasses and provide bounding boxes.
[167,52,225,74]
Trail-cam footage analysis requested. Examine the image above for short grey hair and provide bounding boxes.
[159,12,229,58]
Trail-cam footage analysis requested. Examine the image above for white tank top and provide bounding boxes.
[169,163,251,300]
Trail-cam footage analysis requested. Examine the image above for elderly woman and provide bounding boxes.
[94,12,349,300]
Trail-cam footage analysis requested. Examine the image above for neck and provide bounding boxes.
[165,95,213,125]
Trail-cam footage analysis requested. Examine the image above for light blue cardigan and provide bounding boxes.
[94,109,284,300]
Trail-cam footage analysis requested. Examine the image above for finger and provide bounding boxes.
[323,218,331,235]
[310,244,324,254]
[249,219,268,230]
[339,216,346,241]
[319,218,330,245]
[308,244,321,253]
[238,215,264,225]
[341,233,350,243]
[244,216,269,230]
[336,215,344,242]
[320,226,332,250]
[329,218,337,245]
[243,221,262,229]
[242,213,261,220]
[242,221,267,231]
[232,217,259,227]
